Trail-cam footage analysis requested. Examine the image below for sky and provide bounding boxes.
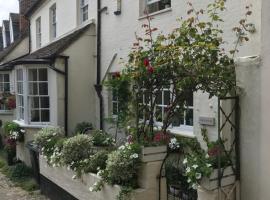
[0,0,19,23]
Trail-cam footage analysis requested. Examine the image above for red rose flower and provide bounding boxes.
[147,66,154,74]
[144,58,150,67]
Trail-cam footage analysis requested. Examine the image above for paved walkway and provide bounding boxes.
[0,172,48,200]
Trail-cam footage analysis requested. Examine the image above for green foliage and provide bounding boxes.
[61,134,93,175]
[34,127,65,164]
[84,150,109,174]
[8,162,32,179]
[100,143,141,187]
[105,0,252,144]
[74,122,93,134]
[90,130,115,147]
[3,121,24,142]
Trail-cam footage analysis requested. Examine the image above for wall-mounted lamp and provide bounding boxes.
[114,0,121,15]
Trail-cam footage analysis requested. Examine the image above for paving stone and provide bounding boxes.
[0,172,49,200]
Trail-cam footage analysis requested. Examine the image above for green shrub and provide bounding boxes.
[101,143,141,187]
[34,127,65,164]
[8,163,32,179]
[62,135,93,174]
[74,122,93,134]
[84,150,109,174]
[3,121,24,142]
[91,130,115,147]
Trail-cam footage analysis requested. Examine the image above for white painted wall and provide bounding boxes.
[9,18,14,43]
[30,0,97,52]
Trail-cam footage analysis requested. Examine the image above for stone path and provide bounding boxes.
[0,172,48,200]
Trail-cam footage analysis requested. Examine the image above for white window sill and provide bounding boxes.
[13,120,52,129]
[0,110,13,115]
[139,7,172,20]
[168,128,195,138]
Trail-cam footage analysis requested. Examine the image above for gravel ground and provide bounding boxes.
[0,172,48,200]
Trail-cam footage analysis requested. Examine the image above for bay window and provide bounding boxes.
[15,67,50,125]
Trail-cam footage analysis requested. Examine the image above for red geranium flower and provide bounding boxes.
[7,97,16,109]
[112,72,121,78]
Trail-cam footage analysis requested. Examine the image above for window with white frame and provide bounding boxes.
[112,89,119,116]
[36,17,42,48]
[15,68,50,124]
[0,73,10,111]
[80,0,89,23]
[50,4,57,40]
[16,69,24,120]
[141,0,171,15]
[139,88,193,131]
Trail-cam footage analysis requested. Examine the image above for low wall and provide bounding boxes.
[40,151,167,200]
[17,127,41,166]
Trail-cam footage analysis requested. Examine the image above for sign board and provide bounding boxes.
[199,117,215,126]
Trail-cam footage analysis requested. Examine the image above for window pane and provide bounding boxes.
[155,106,163,122]
[31,110,40,122]
[4,74,9,82]
[41,110,50,122]
[186,92,193,107]
[17,69,23,81]
[39,68,48,81]
[29,69,38,81]
[39,83,48,95]
[185,109,193,126]
[40,97,50,108]
[164,90,170,105]
[20,108,24,119]
[4,83,10,92]
[172,111,184,127]
[31,97,40,109]
[29,83,38,95]
[0,83,3,92]
[112,90,118,101]
[17,82,23,94]
[156,91,162,105]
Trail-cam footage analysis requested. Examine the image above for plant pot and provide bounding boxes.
[141,145,167,162]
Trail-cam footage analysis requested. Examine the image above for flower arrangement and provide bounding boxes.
[3,121,25,142]
[0,92,16,110]
[90,130,115,147]
[89,143,141,200]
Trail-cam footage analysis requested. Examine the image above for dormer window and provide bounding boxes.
[36,17,42,48]
[50,4,57,40]
[80,0,89,23]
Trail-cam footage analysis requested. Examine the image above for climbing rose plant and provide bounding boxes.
[106,0,252,144]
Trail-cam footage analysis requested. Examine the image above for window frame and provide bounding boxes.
[139,87,194,133]
[36,17,42,48]
[140,0,171,16]
[0,73,11,111]
[50,4,57,40]
[80,0,89,24]
[15,67,51,125]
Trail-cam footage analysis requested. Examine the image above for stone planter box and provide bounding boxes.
[141,145,167,162]
[198,166,236,200]
[40,150,168,200]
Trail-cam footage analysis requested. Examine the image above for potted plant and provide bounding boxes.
[3,121,25,142]
[4,138,16,165]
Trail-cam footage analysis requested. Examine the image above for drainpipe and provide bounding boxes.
[95,1,107,130]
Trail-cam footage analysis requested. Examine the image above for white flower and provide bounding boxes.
[118,145,125,150]
[20,129,25,133]
[206,163,212,168]
[97,171,102,177]
[127,126,131,130]
[130,153,139,159]
[72,175,77,180]
[205,154,210,159]
[186,167,191,173]
[192,183,197,190]
[183,158,188,164]
[195,173,202,180]
[89,187,94,192]
[187,178,191,183]
[192,164,198,169]
[169,137,180,150]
